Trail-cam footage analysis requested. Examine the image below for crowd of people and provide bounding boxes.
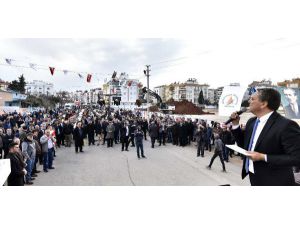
[0,109,76,185]
[0,105,254,186]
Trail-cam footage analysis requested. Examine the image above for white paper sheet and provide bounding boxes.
[225,144,250,156]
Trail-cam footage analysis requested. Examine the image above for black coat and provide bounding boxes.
[3,134,15,152]
[7,152,25,186]
[86,123,95,136]
[54,125,63,138]
[63,124,73,135]
[95,122,103,135]
[232,111,300,186]
[114,122,121,133]
[178,123,187,138]
[102,121,108,134]
[120,126,130,141]
[142,121,148,131]
[172,123,179,137]
[220,130,232,145]
[73,127,85,146]
[149,124,158,138]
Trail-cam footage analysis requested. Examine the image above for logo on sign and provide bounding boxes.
[222,94,238,107]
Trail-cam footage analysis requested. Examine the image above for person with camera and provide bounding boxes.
[135,126,146,159]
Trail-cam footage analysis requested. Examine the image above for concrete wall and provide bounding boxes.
[0,91,13,106]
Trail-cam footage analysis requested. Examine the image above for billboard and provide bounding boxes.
[218,85,247,116]
[275,87,300,119]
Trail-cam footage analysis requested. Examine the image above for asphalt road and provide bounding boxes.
[32,139,250,186]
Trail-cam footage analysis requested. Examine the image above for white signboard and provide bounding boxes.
[0,106,20,114]
[168,106,175,110]
[0,159,11,186]
[218,85,247,116]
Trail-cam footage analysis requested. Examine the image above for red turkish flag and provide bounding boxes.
[49,67,55,76]
[87,74,92,83]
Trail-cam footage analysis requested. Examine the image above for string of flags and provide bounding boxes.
[87,74,92,83]
[49,67,55,76]
[0,57,111,83]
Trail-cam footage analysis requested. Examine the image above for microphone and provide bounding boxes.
[224,108,247,125]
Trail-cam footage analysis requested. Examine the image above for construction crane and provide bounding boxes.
[141,87,167,110]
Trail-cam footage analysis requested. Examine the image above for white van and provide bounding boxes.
[65,103,75,109]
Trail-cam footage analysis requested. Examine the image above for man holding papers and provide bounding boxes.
[230,88,300,186]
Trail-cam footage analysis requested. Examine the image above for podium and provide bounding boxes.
[0,159,11,186]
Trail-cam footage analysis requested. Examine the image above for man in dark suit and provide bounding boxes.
[231,88,300,186]
[120,121,130,151]
[73,122,85,153]
[149,121,158,148]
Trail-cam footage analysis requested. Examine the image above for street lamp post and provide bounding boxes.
[144,65,150,120]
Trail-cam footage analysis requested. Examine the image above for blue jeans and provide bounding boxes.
[167,130,173,143]
[43,152,48,171]
[48,148,54,168]
[25,158,33,182]
[136,142,144,158]
[223,145,229,161]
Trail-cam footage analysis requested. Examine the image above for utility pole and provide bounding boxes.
[145,65,151,120]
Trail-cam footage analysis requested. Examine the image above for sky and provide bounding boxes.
[1,1,300,92]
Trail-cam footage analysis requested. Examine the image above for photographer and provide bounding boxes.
[134,126,146,159]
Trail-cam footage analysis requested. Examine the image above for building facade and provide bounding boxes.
[277,77,300,88]
[154,78,209,105]
[215,86,224,104]
[208,88,216,104]
[0,79,10,91]
[0,90,13,106]
[103,73,142,109]
[0,90,26,107]
[154,85,166,102]
[25,80,54,96]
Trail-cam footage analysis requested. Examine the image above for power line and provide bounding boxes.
[151,61,187,71]
[0,59,108,76]
[150,50,211,66]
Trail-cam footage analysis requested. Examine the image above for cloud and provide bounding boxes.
[0,39,185,91]
[1,38,300,92]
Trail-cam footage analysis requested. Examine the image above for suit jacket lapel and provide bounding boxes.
[254,111,279,150]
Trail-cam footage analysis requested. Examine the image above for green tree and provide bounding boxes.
[8,80,19,92]
[55,91,71,105]
[18,74,26,93]
[198,89,205,105]
[22,94,60,109]
[7,74,26,93]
